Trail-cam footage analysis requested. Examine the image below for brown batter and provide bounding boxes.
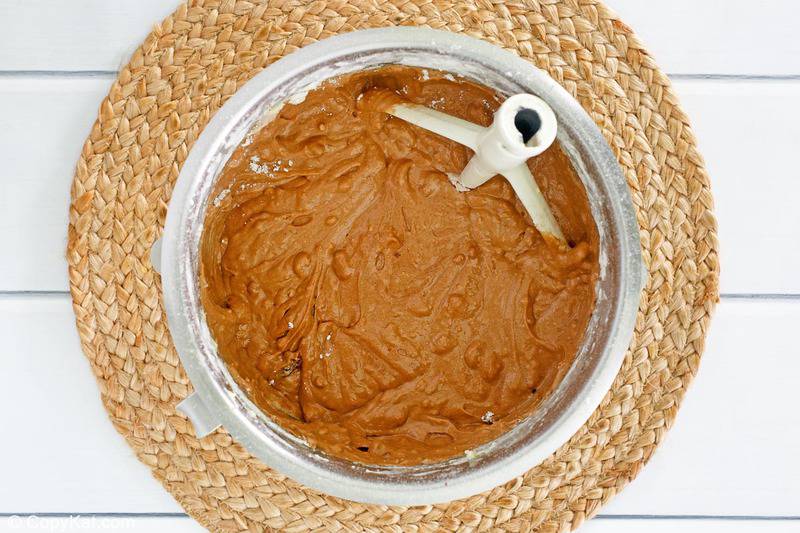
[200,66,599,465]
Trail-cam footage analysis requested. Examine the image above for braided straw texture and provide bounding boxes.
[66,1,719,531]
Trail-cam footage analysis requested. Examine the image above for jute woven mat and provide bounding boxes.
[66,1,719,531]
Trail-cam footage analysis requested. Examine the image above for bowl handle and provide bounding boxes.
[177,392,221,438]
[150,238,162,274]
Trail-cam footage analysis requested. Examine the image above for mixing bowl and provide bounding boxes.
[154,27,646,505]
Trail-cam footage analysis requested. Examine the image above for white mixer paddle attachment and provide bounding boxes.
[387,93,566,245]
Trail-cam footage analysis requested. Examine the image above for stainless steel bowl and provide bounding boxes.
[156,27,645,505]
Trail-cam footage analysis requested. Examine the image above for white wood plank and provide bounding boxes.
[0,0,178,72]
[0,516,201,532]
[672,80,800,295]
[1,77,798,293]
[605,0,800,76]
[1,295,798,515]
[0,76,111,292]
[1,1,799,75]
[0,516,795,533]
[584,519,800,533]
[0,295,182,514]
[603,298,800,516]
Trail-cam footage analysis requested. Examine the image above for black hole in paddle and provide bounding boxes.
[514,108,542,144]
[357,446,369,452]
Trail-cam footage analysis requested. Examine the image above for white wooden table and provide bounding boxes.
[1,1,799,531]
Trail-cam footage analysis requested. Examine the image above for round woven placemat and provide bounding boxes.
[67,1,719,531]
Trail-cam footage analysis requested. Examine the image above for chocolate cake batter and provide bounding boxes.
[200,66,599,465]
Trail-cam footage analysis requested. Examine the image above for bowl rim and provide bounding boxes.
[160,26,645,505]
